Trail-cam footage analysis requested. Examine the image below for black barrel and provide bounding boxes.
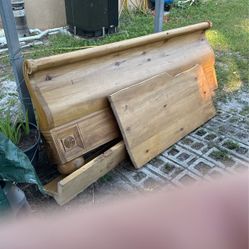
[64,0,119,37]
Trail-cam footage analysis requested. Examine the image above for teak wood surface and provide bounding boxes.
[109,66,216,168]
[24,22,216,132]
[23,22,217,169]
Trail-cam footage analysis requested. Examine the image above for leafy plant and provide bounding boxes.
[210,150,230,161]
[0,111,30,145]
[0,112,22,145]
[22,111,30,136]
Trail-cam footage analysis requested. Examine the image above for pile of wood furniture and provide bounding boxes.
[24,22,217,205]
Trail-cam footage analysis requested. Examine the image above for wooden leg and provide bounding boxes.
[57,157,85,175]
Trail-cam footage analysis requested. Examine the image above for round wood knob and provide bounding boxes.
[63,136,76,149]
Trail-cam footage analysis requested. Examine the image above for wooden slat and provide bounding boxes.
[44,141,126,205]
[109,65,216,168]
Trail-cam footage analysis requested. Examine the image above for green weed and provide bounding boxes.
[0,112,22,145]
[223,140,240,150]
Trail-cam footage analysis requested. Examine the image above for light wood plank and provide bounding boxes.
[44,141,126,205]
[109,65,216,168]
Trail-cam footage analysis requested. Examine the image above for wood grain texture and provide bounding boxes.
[23,22,217,169]
[57,157,85,175]
[109,65,216,168]
[43,108,119,165]
[24,22,212,74]
[44,141,126,205]
[24,23,216,131]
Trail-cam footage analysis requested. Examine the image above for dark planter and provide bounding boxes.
[22,123,40,166]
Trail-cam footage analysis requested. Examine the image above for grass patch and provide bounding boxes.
[22,10,154,60]
[167,0,249,94]
[164,163,175,173]
[99,174,113,183]
[210,150,230,161]
[240,105,249,116]
[223,140,240,150]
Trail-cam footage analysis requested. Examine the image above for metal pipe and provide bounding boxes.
[0,0,36,123]
[0,27,65,47]
[20,27,64,42]
[154,0,164,33]
[29,28,42,34]
[0,41,44,54]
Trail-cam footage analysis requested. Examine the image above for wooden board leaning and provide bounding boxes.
[109,65,216,168]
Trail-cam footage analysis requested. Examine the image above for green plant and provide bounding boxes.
[240,105,249,116]
[210,150,230,161]
[0,112,22,145]
[22,111,30,136]
[0,111,30,145]
[223,140,240,150]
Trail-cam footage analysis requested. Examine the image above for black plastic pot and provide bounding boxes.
[22,123,40,166]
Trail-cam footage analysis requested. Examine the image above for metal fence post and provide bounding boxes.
[154,0,164,33]
[0,0,36,124]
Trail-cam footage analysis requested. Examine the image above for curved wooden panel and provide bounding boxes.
[23,22,217,166]
[24,22,216,131]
